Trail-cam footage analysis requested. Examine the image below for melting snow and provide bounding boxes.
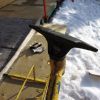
[52,0,100,99]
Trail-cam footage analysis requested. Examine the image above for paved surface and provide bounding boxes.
[0,48,12,70]
[0,17,33,48]
[0,17,33,70]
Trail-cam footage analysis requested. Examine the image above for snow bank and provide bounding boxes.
[52,0,100,99]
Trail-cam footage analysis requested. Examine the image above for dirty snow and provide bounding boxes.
[52,0,100,100]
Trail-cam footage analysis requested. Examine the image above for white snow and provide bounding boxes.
[52,0,100,100]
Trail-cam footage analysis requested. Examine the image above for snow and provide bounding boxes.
[52,0,100,99]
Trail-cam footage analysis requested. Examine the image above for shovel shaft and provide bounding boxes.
[46,59,65,100]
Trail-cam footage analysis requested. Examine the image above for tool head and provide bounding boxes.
[29,25,98,61]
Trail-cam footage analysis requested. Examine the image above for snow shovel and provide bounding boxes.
[29,24,98,100]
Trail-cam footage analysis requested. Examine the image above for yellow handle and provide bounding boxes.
[46,59,65,100]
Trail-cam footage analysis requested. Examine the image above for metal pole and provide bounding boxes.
[43,0,47,21]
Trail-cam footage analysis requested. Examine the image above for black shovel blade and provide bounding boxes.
[29,25,98,60]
